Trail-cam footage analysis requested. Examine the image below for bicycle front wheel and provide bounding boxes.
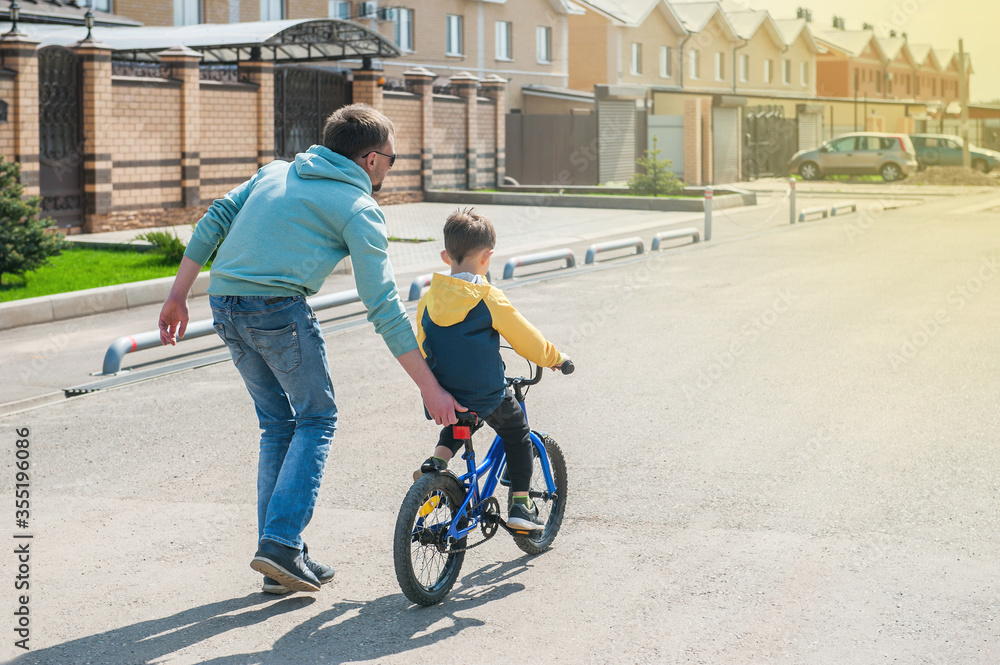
[393,473,467,606]
[511,434,567,555]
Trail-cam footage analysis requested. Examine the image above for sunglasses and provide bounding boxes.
[365,150,396,168]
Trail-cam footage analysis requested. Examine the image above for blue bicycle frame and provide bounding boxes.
[442,400,558,543]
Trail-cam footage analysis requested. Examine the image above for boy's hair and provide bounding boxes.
[322,104,395,160]
[444,208,496,263]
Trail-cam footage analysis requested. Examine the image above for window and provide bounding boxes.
[536,26,552,63]
[260,0,283,20]
[827,136,856,152]
[714,52,724,81]
[763,59,772,83]
[329,0,350,19]
[739,54,748,83]
[689,49,699,80]
[495,21,512,60]
[394,8,413,51]
[446,15,463,56]
[630,43,642,76]
[875,72,881,93]
[800,61,808,86]
[93,0,112,10]
[782,59,790,85]
[174,0,200,25]
[659,46,671,78]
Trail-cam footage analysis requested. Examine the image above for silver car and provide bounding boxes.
[788,132,918,181]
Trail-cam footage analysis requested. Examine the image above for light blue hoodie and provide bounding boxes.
[184,145,417,357]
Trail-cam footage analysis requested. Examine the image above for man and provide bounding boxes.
[157,104,463,594]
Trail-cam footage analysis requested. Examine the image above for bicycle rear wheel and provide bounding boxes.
[393,473,467,606]
[510,434,567,555]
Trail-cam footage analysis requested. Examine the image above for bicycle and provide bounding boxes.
[392,358,575,606]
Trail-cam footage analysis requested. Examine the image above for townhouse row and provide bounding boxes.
[83,0,971,112]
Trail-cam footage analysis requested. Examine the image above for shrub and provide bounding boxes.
[0,158,66,286]
[137,229,186,264]
[628,136,684,197]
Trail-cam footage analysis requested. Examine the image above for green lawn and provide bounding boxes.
[0,247,206,303]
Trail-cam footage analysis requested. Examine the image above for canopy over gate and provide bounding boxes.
[0,18,400,63]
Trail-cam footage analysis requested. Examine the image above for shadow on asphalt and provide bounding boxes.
[12,558,533,664]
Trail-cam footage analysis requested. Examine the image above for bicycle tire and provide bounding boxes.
[393,473,467,606]
[510,435,567,555]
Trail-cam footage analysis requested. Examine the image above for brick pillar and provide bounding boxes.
[480,75,507,188]
[74,39,113,231]
[683,97,702,186]
[239,59,275,168]
[352,67,384,112]
[158,46,202,207]
[403,66,434,192]
[0,33,40,199]
[450,71,479,190]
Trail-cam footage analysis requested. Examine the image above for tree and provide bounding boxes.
[0,158,66,285]
[628,135,684,197]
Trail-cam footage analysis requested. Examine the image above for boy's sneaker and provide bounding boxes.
[251,540,321,592]
[412,456,447,482]
[261,543,335,594]
[507,502,544,531]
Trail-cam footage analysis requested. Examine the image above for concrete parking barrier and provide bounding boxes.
[651,228,701,250]
[831,202,858,216]
[502,249,576,280]
[585,237,645,264]
[798,206,829,222]
[101,288,361,375]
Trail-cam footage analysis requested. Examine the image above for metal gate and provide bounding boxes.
[505,113,597,185]
[274,66,352,160]
[39,46,84,229]
[743,105,798,180]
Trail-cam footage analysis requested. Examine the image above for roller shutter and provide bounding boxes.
[798,111,822,151]
[712,107,739,184]
[597,99,636,184]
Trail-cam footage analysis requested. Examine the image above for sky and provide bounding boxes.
[744,0,998,103]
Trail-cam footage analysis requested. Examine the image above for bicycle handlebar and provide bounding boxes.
[511,359,575,387]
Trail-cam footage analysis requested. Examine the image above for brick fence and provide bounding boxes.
[0,31,506,234]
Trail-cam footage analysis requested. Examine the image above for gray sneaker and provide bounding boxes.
[251,540,321,592]
[507,502,544,531]
[261,544,335,594]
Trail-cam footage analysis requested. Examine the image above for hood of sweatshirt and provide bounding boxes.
[423,273,494,327]
[294,145,372,194]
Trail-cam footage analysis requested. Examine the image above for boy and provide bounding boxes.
[415,208,567,530]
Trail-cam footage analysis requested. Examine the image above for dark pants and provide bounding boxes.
[437,390,532,492]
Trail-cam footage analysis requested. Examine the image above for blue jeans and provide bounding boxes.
[210,295,337,550]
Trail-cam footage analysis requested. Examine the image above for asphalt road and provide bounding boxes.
[3,190,1000,664]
